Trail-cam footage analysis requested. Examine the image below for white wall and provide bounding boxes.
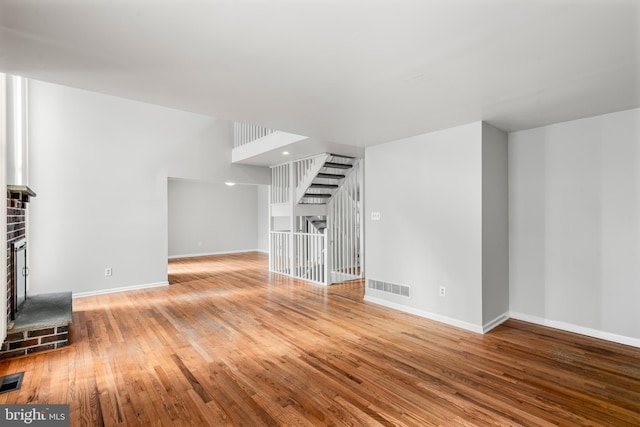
[5,76,28,186]
[509,108,640,344]
[257,185,269,252]
[28,80,269,296]
[481,123,509,327]
[365,122,485,330]
[168,180,259,258]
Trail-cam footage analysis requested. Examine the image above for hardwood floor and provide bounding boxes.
[1,252,638,426]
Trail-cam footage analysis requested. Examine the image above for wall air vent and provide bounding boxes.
[368,279,410,297]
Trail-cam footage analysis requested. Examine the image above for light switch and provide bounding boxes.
[371,211,381,221]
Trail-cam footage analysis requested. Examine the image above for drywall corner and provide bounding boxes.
[481,122,509,325]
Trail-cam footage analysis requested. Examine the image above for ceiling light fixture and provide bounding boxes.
[282,151,290,155]
[225,182,236,186]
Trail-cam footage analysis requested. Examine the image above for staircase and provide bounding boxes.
[299,154,357,234]
[299,154,357,204]
[270,153,363,285]
[305,215,327,232]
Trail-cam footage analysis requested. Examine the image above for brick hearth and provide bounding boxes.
[0,292,72,360]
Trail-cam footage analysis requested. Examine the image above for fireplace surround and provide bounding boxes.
[5,186,33,325]
[11,238,27,318]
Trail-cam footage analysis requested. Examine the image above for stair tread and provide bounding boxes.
[317,173,345,179]
[304,193,332,198]
[329,154,356,160]
[310,183,339,188]
[324,162,352,169]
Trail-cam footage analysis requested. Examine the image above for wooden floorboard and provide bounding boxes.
[1,251,638,426]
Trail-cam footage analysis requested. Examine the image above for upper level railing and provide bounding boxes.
[233,122,276,148]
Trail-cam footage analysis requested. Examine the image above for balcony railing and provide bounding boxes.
[233,122,276,148]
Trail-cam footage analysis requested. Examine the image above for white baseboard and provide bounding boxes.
[168,249,263,259]
[483,312,510,333]
[510,311,640,349]
[73,281,169,298]
[364,295,483,334]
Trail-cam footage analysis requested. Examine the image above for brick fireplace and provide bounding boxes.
[5,187,32,324]
[1,186,72,360]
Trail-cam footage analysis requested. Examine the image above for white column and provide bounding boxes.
[268,186,272,272]
[324,228,330,285]
[289,161,295,276]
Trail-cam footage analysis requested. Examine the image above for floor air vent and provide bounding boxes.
[368,279,410,297]
[0,372,24,394]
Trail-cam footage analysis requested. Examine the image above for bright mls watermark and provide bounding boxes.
[1,405,69,426]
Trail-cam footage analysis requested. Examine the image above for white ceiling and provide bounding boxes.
[1,0,638,147]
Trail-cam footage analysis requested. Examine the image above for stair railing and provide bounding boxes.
[269,231,291,275]
[295,154,330,203]
[293,230,327,285]
[270,163,290,204]
[269,155,361,286]
[328,160,363,281]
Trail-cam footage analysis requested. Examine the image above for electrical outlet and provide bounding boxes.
[105,268,112,277]
[439,286,446,297]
